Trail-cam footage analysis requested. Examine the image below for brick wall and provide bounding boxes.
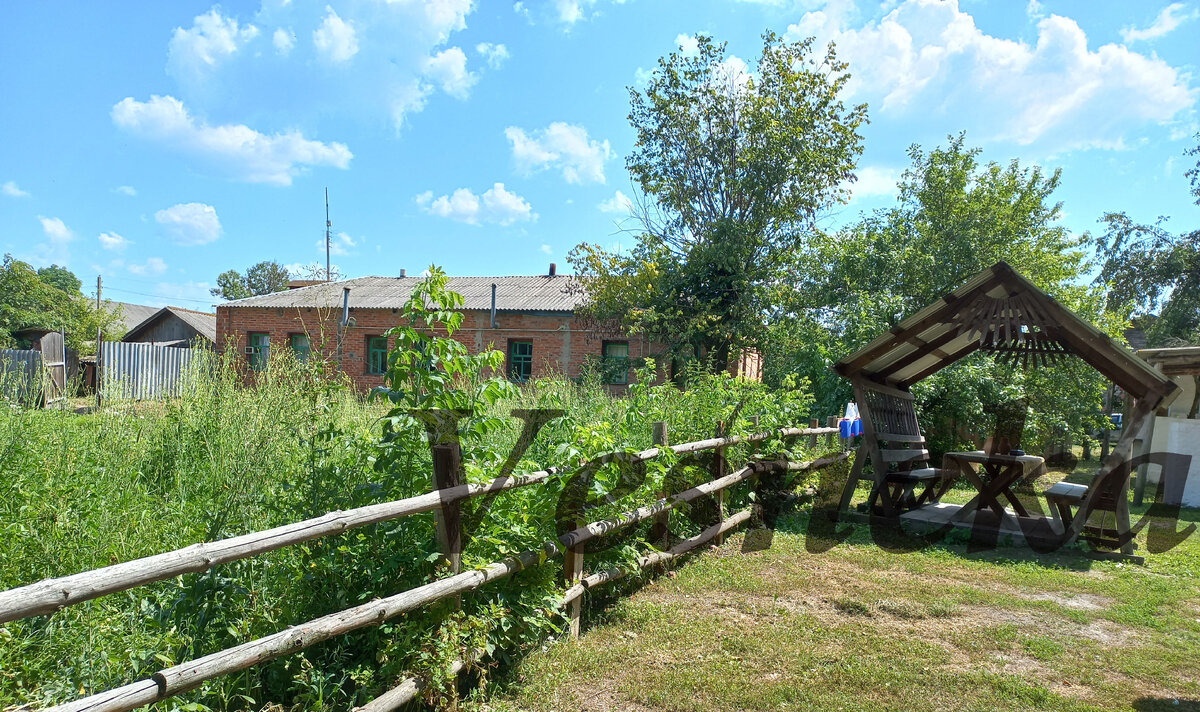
[216,305,662,392]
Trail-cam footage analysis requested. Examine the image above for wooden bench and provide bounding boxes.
[839,380,952,518]
[1044,467,1136,552]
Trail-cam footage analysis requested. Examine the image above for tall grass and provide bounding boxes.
[0,350,822,711]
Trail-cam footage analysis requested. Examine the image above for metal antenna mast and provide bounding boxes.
[325,187,331,282]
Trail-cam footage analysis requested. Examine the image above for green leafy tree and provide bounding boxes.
[36,264,82,295]
[570,32,867,370]
[1094,132,1200,347]
[210,261,290,300]
[770,135,1111,454]
[0,255,122,354]
[245,261,291,295]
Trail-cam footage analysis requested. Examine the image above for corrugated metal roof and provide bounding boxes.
[217,275,585,312]
[166,307,217,342]
[103,301,160,333]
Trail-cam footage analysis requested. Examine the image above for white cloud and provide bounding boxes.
[148,2,479,132]
[313,6,358,63]
[155,203,223,246]
[39,216,73,243]
[115,185,137,196]
[112,95,352,185]
[540,243,553,255]
[1121,3,1197,42]
[98,232,131,251]
[675,33,700,57]
[416,183,537,225]
[128,257,168,276]
[505,122,612,184]
[423,47,476,99]
[597,189,634,214]
[475,42,510,69]
[850,166,900,199]
[786,0,1197,152]
[168,9,259,83]
[314,231,358,256]
[555,0,588,24]
[2,181,30,198]
[273,27,296,55]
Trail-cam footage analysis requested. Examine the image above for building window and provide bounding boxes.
[508,340,533,383]
[602,341,629,385]
[367,336,388,375]
[247,332,269,371]
[290,333,310,362]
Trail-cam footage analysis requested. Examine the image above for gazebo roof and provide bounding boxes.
[832,261,1177,406]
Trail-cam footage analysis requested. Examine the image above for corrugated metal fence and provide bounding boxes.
[101,342,197,400]
[0,349,44,406]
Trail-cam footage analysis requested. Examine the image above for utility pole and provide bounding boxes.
[325,187,331,283]
[95,275,102,409]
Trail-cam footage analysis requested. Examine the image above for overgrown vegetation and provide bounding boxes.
[0,271,822,711]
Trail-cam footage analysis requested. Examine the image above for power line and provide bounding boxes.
[100,285,215,306]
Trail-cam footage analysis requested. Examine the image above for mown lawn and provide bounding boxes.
[481,503,1200,712]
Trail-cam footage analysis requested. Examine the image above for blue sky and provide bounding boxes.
[2,0,1198,311]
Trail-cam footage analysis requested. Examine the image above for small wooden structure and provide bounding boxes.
[832,262,1178,553]
[1133,346,1200,508]
[7,328,68,405]
[121,306,215,348]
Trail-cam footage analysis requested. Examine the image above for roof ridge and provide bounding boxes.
[166,306,215,316]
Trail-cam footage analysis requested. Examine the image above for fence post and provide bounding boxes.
[650,421,670,548]
[431,444,463,608]
[563,544,584,639]
[808,418,819,450]
[826,415,837,449]
[750,415,760,431]
[712,420,727,546]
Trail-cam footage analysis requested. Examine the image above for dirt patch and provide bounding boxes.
[1026,592,1111,610]
[567,686,658,712]
[1078,620,1137,646]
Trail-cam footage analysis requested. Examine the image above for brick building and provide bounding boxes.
[216,268,673,392]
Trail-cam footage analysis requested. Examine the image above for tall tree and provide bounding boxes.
[1094,132,1200,347]
[210,261,290,300]
[570,32,867,370]
[0,255,122,353]
[36,264,82,295]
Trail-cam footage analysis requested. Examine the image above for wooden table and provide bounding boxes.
[943,451,1047,525]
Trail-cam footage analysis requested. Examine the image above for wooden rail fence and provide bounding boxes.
[0,419,848,712]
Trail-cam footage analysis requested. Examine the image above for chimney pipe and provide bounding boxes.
[549,262,557,277]
[490,283,497,329]
[399,268,406,278]
[341,287,351,327]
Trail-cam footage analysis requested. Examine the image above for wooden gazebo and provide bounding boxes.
[831,262,1178,550]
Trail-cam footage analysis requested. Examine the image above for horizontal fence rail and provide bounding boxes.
[0,426,837,625]
[10,422,845,712]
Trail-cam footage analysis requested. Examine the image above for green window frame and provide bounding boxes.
[247,332,269,371]
[508,340,533,383]
[602,341,629,385]
[367,336,388,375]
[289,333,311,362]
